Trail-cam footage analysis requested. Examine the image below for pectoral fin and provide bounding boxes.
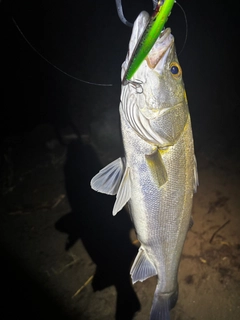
[112,167,131,216]
[90,158,124,195]
[130,247,157,284]
[145,148,168,188]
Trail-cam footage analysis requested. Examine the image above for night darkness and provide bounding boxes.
[1,1,240,319]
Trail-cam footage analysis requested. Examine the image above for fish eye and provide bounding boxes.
[170,62,182,78]
[171,66,178,74]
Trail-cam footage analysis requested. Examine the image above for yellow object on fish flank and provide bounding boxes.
[145,149,168,188]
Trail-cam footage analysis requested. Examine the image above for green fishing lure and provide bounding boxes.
[123,0,175,84]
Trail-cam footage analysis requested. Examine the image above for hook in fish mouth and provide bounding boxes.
[123,79,144,93]
[122,28,173,86]
[122,1,175,83]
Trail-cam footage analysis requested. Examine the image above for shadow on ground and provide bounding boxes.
[0,243,79,320]
[55,139,140,320]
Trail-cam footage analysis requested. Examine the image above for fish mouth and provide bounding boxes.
[146,28,174,69]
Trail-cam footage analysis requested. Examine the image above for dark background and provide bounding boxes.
[1,0,240,151]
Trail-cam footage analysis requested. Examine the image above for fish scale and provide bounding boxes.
[120,100,195,283]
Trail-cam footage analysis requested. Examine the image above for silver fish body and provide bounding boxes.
[91,11,198,320]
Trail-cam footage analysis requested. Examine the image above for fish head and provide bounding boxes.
[121,11,189,146]
[144,28,185,111]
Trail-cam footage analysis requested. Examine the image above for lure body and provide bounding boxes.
[123,0,175,82]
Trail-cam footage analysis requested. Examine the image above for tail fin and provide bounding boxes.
[150,295,170,320]
[149,289,178,320]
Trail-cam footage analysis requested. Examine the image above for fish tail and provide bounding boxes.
[150,289,178,320]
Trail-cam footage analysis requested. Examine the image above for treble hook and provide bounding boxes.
[127,79,143,94]
[115,0,159,27]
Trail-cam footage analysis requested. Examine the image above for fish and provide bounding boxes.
[91,10,198,320]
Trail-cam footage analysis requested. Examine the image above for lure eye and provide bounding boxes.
[170,62,182,78]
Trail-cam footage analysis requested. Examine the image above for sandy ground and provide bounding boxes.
[0,122,239,320]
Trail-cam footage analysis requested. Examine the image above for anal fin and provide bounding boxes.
[130,247,157,284]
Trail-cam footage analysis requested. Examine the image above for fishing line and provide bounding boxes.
[175,1,188,55]
[115,0,133,27]
[12,17,113,87]
[115,0,160,27]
